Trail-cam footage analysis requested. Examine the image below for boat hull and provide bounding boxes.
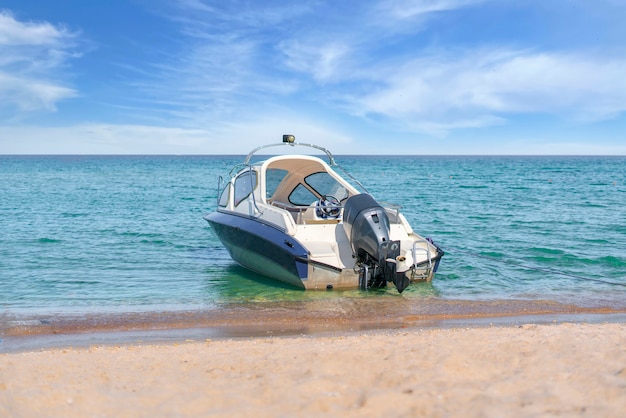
[205,210,443,290]
[205,211,310,288]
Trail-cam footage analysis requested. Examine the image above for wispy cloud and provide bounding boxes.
[0,10,68,45]
[122,1,312,125]
[114,0,500,129]
[280,41,352,83]
[377,0,489,19]
[0,11,80,116]
[343,49,626,135]
[0,123,208,153]
[0,113,352,154]
[0,72,76,112]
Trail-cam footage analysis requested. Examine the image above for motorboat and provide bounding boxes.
[204,135,443,293]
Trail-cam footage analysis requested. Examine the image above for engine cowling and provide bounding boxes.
[342,194,409,292]
[342,194,390,262]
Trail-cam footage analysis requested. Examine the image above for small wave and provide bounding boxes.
[479,251,505,258]
[36,237,62,244]
[139,239,169,246]
[119,231,162,238]
[527,247,565,256]
[590,255,626,269]
[577,202,607,209]
[61,212,88,218]
[583,238,610,244]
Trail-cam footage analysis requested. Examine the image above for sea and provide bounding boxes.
[1,154,626,345]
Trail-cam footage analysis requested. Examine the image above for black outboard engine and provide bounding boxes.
[342,194,410,293]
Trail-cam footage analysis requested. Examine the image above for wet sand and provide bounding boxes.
[3,297,625,350]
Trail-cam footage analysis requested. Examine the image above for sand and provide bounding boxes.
[1,322,625,417]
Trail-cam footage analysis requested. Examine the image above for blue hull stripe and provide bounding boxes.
[205,211,309,281]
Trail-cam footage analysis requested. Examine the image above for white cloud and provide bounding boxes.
[117,1,626,145]
[378,0,488,19]
[0,124,210,154]
[0,11,79,116]
[0,72,77,112]
[118,1,312,124]
[120,0,506,130]
[345,49,626,135]
[0,113,355,154]
[0,11,69,45]
[405,116,506,138]
[279,40,352,83]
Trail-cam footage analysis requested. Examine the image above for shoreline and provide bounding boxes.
[2,297,625,352]
[3,312,626,355]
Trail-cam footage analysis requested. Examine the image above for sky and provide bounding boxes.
[1,0,625,155]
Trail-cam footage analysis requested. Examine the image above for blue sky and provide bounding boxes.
[1,0,625,154]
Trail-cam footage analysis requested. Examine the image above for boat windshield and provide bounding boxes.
[288,172,349,206]
[234,170,257,207]
[305,172,349,200]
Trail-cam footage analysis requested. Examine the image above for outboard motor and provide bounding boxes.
[342,194,410,293]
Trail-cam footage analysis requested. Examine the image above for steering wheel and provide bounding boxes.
[315,195,341,219]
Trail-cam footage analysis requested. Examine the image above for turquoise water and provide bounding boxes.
[1,154,625,320]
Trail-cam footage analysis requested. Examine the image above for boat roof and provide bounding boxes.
[258,154,333,175]
[236,136,367,193]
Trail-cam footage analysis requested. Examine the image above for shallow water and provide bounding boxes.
[1,154,625,328]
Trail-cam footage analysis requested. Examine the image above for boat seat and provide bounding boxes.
[270,200,307,222]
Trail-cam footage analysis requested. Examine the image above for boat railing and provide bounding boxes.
[218,165,262,215]
[229,163,249,178]
[380,202,402,223]
[335,165,369,194]
[216,175,224,204]
[410,239,433,280]
[244,140,337,166]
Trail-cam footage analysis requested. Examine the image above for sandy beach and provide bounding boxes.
[1,321,625,417]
